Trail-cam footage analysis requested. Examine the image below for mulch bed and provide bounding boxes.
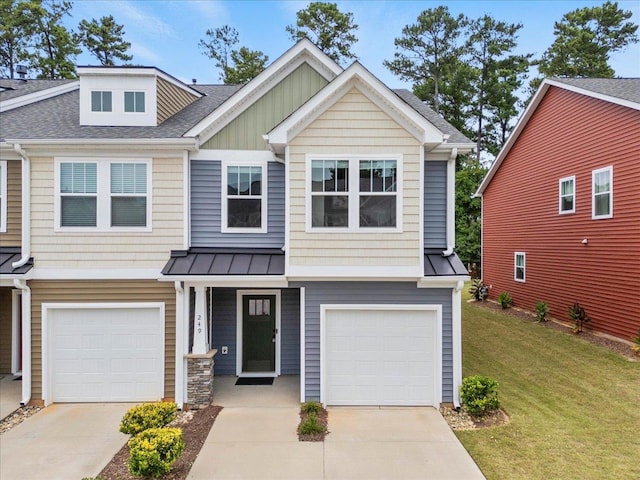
[440,405,510,431]
[472,299,638,360]
[97,405,222,480]
[297,407,329,441]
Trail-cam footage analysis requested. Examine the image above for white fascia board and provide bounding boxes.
[184,39,342,141]
[0,143,22,160]
[1,275,32,286]
[31,268,160,280]
[474,81,552,197]
[417,276,471,288]
[160,276,289,288]
[0,81,79,112]
[267,63,446,150]
[5,138,198,154]
[429,143,475,155]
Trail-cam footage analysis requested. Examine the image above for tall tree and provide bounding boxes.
[0,0,39,78]
[286,1,358,65]
[455,155,487,266]
[199,25,267,84]
[384,6,467,114]
[77,15,132,66]
[537,1,638,78]
[30,0,80,78]
[223,47,268,85]
[466,15,531,158]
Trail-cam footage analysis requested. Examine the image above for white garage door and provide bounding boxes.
[48,305,164,403]
[324,307,439,406]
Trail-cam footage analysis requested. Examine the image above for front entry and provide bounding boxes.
[240,293,277,375]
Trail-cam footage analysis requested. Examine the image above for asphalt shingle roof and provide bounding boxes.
[550,78,640,104]
[0,79,76,101]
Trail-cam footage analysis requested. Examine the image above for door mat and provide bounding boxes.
[235,377,274,386]
[13,376,22,381]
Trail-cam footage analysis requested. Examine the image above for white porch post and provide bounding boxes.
[191,285,209,355]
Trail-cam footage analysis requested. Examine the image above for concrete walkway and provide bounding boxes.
[0,403,132,480]
[0,375,21,420]
[188,376,485,479]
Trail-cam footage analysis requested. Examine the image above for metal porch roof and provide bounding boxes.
[162,248,285,276]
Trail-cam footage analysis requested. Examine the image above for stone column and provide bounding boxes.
[185,349,216,409]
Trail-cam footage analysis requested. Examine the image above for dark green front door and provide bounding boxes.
[242,295,276,373]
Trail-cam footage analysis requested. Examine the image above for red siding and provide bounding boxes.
[483,86,640,340]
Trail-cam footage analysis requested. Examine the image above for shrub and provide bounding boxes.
[568,302,590,333]
[535,301,549,322]
[120,402,178,436]
[460,375,500,417]
[497,291,513,309]
[128,427,184,478]
[298,411,325,435]
[469,279,489,302]
[631,329,640,356]
[301,401,322,414]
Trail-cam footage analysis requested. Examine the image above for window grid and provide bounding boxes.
[559,176,575,214]
[224,164,265,230]
[311,160,349,228]
[514,252,526,282]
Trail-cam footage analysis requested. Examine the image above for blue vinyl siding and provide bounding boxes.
[191,160,285,248]
[424,161,447,248]
[291,282,453,403]
[211,288,300,375]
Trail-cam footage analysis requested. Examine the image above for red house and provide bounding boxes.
[476,78,640,341]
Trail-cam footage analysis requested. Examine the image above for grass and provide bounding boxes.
[458,288,640,480]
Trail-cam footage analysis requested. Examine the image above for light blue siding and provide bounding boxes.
[424,161,447,248]
[291,282,454,403]
[191,160,285,248]
[211,288,300,375]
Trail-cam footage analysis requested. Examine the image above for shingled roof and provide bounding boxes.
[0,79,76,101]
[550,77,640,105]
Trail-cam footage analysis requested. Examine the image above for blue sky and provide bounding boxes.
[67,0,640,87]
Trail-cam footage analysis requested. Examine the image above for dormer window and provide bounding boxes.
[91,91,112,112]
[124,91,145,112]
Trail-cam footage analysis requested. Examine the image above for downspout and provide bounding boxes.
[14,279,31,406]
[11,143,31,269]
[452,280,464,409]
[174,281,184,409]
[442,147,457,257]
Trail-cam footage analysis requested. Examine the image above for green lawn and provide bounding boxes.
[458,290,640,480]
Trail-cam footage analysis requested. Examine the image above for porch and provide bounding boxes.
[212,375,300,407]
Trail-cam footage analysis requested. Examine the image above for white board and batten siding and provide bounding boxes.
[323,305,441,406]
[43,303,164,404]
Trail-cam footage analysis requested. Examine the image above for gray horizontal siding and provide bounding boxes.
[191,160,285,248]
[211,287,300,375]
[291,282,453,403]
[424,161,447,249]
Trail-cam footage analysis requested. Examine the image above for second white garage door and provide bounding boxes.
[323,306,440,406]
[46,304,164,403]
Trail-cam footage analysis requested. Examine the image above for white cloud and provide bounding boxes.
[130,42,162,65]
[115,0,177,39]
[190,0,230,24]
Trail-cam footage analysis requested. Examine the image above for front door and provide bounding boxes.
[242,295,276,374]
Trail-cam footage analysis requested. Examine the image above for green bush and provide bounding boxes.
[301,401,322,414]
[497,291,513,309]
[128,427,184,478]
[460,375,500,417]
[535,301,549,322]
[119,402,178,436]
[298,411,325,435]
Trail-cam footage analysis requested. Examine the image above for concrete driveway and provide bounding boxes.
[0,403,132,480]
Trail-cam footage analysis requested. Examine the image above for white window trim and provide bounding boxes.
[0,160,7,232]
[592,166,613,219]
[54,157,152,232]
[305,154,403,233]
[558,175,575,214]
[124,90,146,113]
[221,159,268,234]
[514,252,526,283]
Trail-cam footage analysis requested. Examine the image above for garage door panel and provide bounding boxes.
[325,308,439,406]
[49,306,163,403]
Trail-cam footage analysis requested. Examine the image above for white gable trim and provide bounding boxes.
[0,81,79,112]
[184,39,342,142]
[475,78,640,196]
[266,63,446,153]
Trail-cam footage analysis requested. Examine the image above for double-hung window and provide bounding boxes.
[308,156,401,231]
[559,176,575,214]
[124,91,145,112]
[514,252,526,282]
[91,91,112,112]
[57,159,150,230]
[0,161,7,232]
[223,163,266,232]
[592,166,612,219]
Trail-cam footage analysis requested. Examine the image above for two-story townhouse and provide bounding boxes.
[476,78,640,341]
[1,39,473,409]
